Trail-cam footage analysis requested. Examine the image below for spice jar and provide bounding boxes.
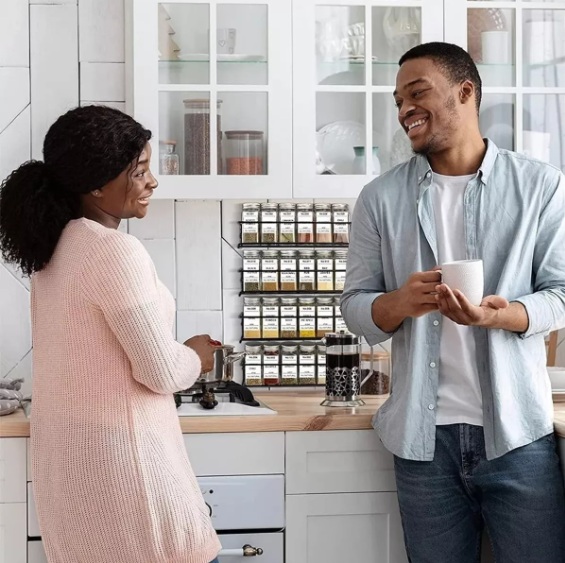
[159,141,180,175]
[316,250,334,291]
[298,250,316,291]
[297,203,314,243]
[334,296,348,332]
[299,343,317,385]
[317,344,327,385]
[280,297,298,338]
[243,297,261,339]
[299,297,316,339]
[262,297,280,339]
[279,203,296,244]
[263,345,280,386]
[244,344,263,386]
[183,99,222,175]
[332,203,350,244]
[281,344,298,385]
[241,203,260,244]
[280,250,298,292]
[243,250,261,292]
[261,250,279,292]
[315,203,333,244]
[316,297,334,338]
[334,250,348,291]
[225,131,264,175]
[260,203,278,244]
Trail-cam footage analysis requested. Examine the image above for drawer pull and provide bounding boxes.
[219,544,264,557]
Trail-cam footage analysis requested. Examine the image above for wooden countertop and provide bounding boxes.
[1,393,564,438]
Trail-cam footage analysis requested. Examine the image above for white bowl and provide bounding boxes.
[548,367,565,392]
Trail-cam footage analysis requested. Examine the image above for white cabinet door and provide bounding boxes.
[127,0,292,199]
[292,0,444,198]
[286,492,408,563]
[28,542,48,563]
[0,503,26,563]
[0,438,27,503]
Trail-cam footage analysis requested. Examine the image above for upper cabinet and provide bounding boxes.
[292,0,443,198]
[445,0,565,173]
[127,0,292,199]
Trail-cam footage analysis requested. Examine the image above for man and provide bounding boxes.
[341,42,565,563]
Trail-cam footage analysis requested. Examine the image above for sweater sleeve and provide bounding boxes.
[80,230,202,394]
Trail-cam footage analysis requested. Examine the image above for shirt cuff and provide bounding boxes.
[512,296,539,339]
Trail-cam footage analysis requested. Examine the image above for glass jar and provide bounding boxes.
[279,203,296,244]
[299,297,316,339]
[243,297,261,340]
[280,297,298,338]
[360,349,391,395]
[334,250,348,291]
[334,296,348,332]
[225,130,264,175]
[263,345,280,386]
[260,203,278,244]
[244,344,263,386]
[280,250,297,292]
[243,250,261,292]
[281,344,298,385]
[299,343,317,385]
[317,344,327,385]
[332,203,350,244]
[316,250,334,292]
[316,297,334,338]
[262,297,280,339]
[298,250,316,291]
[183,98,222,175]
[159,140,180,175]
[261,250,279,292]
[315,203,333,244]
[297,203,314,244]
[241,203,260,244]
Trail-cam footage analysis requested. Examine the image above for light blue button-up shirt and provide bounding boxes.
[341,140,565,461]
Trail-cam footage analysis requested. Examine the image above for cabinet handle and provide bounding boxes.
[219,544,264,557]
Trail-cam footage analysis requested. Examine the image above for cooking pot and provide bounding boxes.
[194,344,246,386]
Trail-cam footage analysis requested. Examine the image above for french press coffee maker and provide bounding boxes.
[321,332,365,407]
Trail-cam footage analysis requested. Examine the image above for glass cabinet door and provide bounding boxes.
[293,0,444,199]
[129,0,292,199]
[446,1,565,172]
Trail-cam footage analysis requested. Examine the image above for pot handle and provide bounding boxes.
[226,351,246,364]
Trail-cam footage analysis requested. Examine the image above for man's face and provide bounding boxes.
[394,57,465,155]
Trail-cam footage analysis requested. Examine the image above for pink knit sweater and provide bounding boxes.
[31,218,221,563]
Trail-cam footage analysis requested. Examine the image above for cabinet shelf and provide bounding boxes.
[240,290,342,296]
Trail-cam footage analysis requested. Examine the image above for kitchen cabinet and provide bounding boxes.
[445,1,565,173]
[0,503,27,563]
[0,437,27,503]
[286,492,407,563]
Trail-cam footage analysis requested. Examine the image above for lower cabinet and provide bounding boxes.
[0,503,27,563]
[286,492,408,563]
[27,542,48,563]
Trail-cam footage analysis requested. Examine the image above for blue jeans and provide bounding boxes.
[209,559,219,563]
[394,424,565,563]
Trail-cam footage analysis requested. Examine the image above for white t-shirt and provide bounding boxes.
[430,172,483,427]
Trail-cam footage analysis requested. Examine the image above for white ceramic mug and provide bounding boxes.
[440,260,484,307]
[481,31,510,65]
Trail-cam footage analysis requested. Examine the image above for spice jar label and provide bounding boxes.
[299,317,316,331]
[317,272,334,291]
[261,211,277,222]
[317,370,327,384]
[334,223,349,233]
[317,305,333,317]
[318,354,327,365]
[261,272,279,291]
[317,259,333,271]
[316,211,332,223]
[281,317,297,332]
[242,211,259,222]
[282,365,298,379]
[282,354,297,365]
[243,258,260,271]
[317,317,334,332]
[297,211,314,222]
[299,259,315,271]
[281,306,297,318]
[280,211,295,223]
[299,365,316,381]
[262,258,278,271]
[299,354,316,365]
[335,271,347,290]
[263,306,279,317]
[243,222,259,233]
[316,224,332,235]
[299,271,315,285]
[264,366,279,380]
[333,211,349,223]
[264,354,279,366]
[245,366,262,380]
[280,273,297,291]
[299,305,315,316]
[280,258,297,271]
[335,258,347,271]
[243,272,260,292]
[262,223,277,234]
[336,317,348,331]
[246,354,262,365]
[243,318,261,339]
[244,305,261,316]
[298,223,314,234]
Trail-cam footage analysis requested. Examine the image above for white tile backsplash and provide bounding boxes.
[79,0,125,63]
[0,0,29,67]
[80,62,125,102]
[140,239,176,298]
[0,106,30,186]
[176,311,223,344]
[221,240,242,291]
[129,200,175,239]
[80,101,126,112]
[0,68,30,134]
[4,350,33,398]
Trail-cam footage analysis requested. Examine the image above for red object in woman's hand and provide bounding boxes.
[209,339,222,347]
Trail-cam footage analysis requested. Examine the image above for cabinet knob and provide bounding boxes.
[243,544,264,557]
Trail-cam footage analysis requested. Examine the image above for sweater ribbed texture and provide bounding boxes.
[31,218,221,563]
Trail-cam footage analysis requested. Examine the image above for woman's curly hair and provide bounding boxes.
[0,105,151,276]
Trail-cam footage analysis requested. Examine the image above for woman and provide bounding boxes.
[0,106,222,563]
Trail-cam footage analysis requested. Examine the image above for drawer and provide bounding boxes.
[28,483,40,537]
[184,433,284,476]
[0,438,26,502]
[286,430,396,495]
[28,541,48,563]
[0,503,27,563]
[218,532,283,563]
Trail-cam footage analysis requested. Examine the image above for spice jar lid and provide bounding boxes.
[244,296,261,305]
[280,250,297,258]
[317,344,327,353]
[324,331,360,346]
[299,250,315,257]
[243,202,260,209]
[282,345,298,354]
[334,250,349,258]
[297,203,314,210]
[315,203,331,210]
[262,250,279,258]
[281,297,298,305]
[316,250,333,258]
[262,297,280,306]
[332,203,349,211]
[299,297,315,305]
[245,344,263,354]
[279,203,296,210]
[300,344,317,353]
[243,250,261,258]
[225,130,264,139]
[264,344,280,353]
[316,297,334,305]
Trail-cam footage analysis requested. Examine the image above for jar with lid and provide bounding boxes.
[260,203,278,244]
[243,297,261,340]
[298,250,316,291]
[334,250,348,291]
[159,141,180,175]
[334,296,348,332]
[241,203,260,244]
[332,203,350,244]
[244,344,263,386]
[296,203,314,244]
[281,344,298,385]
[361,348,391,395]
[316,297,334,338]
[317,344,327,385]
[261,250,279,292]
[183,98,222,175]
[299,343,317,385]
[225,131,264,175]
[243,250,261,292]
[279,203,296,244]
[316,250,334,291]
[263,345,280,386]
[280,297,298,338]
[315,203,333,244]
[262,297,280,339]
[299,297,316,339]
[280,250,297,292]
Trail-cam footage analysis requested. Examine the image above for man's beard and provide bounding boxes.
[411,95,458,156]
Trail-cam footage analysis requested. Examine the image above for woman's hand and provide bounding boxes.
[184,334,219,373]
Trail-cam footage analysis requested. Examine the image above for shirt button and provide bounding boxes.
[430,362,436,368]
[428,404,435,410]
[433,320,439,326]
